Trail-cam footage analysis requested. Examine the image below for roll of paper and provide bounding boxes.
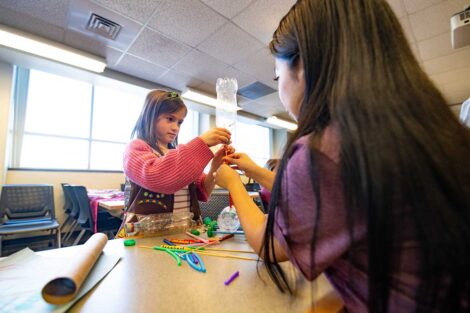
[41,233,108,305]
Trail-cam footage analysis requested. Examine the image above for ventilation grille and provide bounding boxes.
[86,13,121,40]
[238,81,277,100]
[460,10,470,21]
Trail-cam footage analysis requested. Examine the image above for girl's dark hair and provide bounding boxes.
[131,90,187,154]
[265,0,470,312]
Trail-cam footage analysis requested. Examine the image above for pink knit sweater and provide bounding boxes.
[123,137,214,201]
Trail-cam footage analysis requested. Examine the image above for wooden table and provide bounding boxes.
[38,235,340,313]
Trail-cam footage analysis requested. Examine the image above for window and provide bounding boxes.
[235,122,271,167]
[11,68,148,171]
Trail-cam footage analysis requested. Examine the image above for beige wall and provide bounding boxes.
[6,170,125,225]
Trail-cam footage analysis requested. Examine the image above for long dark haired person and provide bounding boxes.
[214,0,470,312]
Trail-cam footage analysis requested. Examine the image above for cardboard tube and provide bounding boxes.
[41,233,108,305]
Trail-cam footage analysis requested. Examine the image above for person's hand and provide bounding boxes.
[199,128,231,147]
[210,145,235,172]
[213,164,241,190]
[223,153,260,178]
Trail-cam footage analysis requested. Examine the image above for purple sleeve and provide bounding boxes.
[272,139,353,281]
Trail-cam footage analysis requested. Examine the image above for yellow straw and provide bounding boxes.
[199,247,256,254]
[195,251,260,262]
[138,246,259,261]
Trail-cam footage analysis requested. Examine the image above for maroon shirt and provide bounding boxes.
[273,127,420,312]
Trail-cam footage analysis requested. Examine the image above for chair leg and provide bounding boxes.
[60,215,72,232]
[73,229,86,246]
[0,235,2,257]
[64,221,78,242]
[56,229,61,248]
[63,220,75,241]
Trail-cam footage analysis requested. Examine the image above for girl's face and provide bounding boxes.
[275,58,305,120]
[154,108,186,147]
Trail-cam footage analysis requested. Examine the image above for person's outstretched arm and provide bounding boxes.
[214,164,288,261]
[223,153,276,191]
[195,145,235,201]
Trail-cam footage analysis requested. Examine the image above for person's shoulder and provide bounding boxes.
[287,135,311,170]
[126,139,152,152]
[290,135,310,156]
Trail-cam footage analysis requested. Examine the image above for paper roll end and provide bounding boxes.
[42,277,77,305]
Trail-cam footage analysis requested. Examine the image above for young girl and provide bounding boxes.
[214,1,470,312]
[117,90,232,237]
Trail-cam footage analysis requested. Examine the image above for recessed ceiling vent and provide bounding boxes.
[86,13,121,40]
[238,81,277,100]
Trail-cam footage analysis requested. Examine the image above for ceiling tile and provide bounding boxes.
[68,0,144,51]
[418,32,470,61]
[112,54,168,83]
[172,50,229,87]
[252,92,284,115]
[422,48,470,75]
[147,0,227,47]
[90,0,162,23]
[200,0,253,19]
[157,69,204,92]
[437,80,470,104]
[399,16,417,44]
[0,6,65,42]
[234,48,277,88]
[237,95,251,106]
[196,81,217,95]
[233,0,296,44]
[429,65,470,86]
[241,103,279,118]
[104,47,124,67]
[409,0,469,41]
[402,0,446,14]
[128,28,191,68]
[386,0,407,18]
[0,0,70,28]
[64,30,107,56]
[222,66,257,89]
[198,23,263,65]
[409,42,422,61]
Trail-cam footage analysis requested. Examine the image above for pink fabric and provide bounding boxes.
[123,137,213,200]
[88,191,124,233]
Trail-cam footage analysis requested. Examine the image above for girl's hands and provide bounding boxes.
[211,145,235,171]
[223,153,259,178]
[199,128,231,147]
[213,164,241,190]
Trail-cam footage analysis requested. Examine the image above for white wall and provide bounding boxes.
[0,61,13,185]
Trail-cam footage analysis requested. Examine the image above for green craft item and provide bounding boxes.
[124,239,136,246]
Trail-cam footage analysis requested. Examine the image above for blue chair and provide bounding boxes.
[0,184,61,256]
[61,184,81,243]
[71,185,121,245]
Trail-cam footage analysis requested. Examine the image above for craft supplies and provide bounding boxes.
[163,239,175,246]
[152,246,182,266]
[218,234,234,241]
[124,239,136,246]
[213,230,244,235]
[224,271,240,286]
[185,231,209,243]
